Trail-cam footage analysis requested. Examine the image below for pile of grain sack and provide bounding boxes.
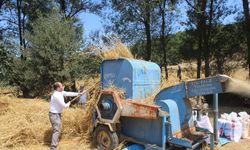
[195,111,250,144]
[218,112,250,142]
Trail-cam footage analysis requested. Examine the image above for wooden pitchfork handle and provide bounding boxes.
[69,81,100,103]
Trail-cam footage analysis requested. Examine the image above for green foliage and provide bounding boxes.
[65,52,102,81]
[0,44,13,82]
[133,22,246,69]
[132,31,186,65]
[10,13,83,97]
[103,0,158,43]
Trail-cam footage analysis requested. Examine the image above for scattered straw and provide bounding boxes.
[0,96,51,148]
[0,81,98,149]
[71,76,104,145]
[114,141,126,150]
[86,39,133,60]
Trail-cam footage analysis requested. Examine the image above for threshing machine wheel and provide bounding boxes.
[93,125,119,150]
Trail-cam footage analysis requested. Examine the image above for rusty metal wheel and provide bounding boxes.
[94,125,119,150]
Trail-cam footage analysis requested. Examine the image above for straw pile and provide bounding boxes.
[0,96,94,149]
[0,86,20,97]
[101,42,133,60]
[79,77,101,141]
[86,38,134,60]
[0,97,50,147]
[76,77,126,138]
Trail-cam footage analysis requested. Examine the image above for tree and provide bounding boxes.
[158,0,178,79]
[209,23,245,74]
[102,0,158,60]
[185,0,207,78]
[185,0,231,77]
[0,0,54,60]
[56,0,101,19]
[11,14,83,97]
[203,0,230,77]
[16,0,23,58]
[242,0,250,77]
[0,40,13,83]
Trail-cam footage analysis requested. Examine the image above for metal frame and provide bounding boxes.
[95,90,123,124]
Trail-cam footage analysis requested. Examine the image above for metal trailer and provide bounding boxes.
[92,58,229,150]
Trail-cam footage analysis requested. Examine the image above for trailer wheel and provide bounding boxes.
[93,125,119,150]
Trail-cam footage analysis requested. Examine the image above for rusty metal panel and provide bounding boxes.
[121,100,159,119]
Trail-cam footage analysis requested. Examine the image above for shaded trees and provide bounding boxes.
[56,0,101,19]
[158,0,178,79]
[102,0,159,60]
[185,0,231,77]
[242,0,250,77]
[0,0,54,59]
[11,14,83,97]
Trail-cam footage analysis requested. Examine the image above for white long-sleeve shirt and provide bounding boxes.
[49,91,78,113]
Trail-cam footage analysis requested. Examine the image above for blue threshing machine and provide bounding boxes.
[92,58,229,150]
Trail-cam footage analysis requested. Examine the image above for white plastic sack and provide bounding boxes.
[238,112,250,120]
[238,111,250,138]
[218,119,226,137]
[196,115,213,133]
[223,121,242,142]
[229,112,239,122]
[196,115,213,144]
[221,113,230,120]
[247,120,250,137]
[241,120,249,138]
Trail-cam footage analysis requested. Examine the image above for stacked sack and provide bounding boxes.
[218,112,250,142]
[218,112,242,142]
[238,112,250,139]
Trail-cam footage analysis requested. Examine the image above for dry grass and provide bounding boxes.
[0,76,102,150]
[0,97,50,148]
[99,41,134,60]
[78,78,126,141]
[0,96,94,149]
[0,63,129,149]
[0,86,20,97]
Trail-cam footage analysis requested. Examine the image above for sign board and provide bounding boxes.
[187,76,224,97]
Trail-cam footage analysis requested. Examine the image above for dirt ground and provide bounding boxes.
[218,138,250,150]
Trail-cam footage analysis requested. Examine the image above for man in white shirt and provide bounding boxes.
[49,82,83,150]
